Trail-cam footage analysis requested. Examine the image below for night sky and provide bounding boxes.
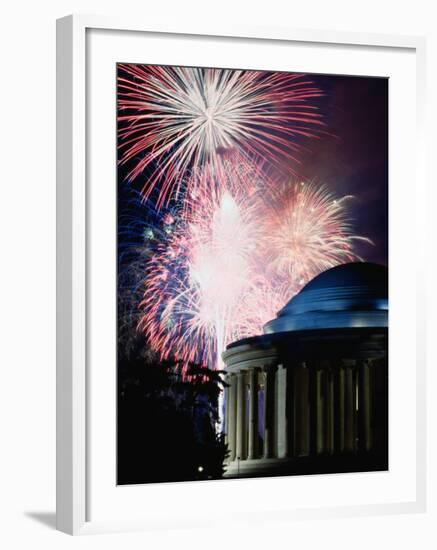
[117,68,388,359]
[118,71,388,268]
[298,74,388,265]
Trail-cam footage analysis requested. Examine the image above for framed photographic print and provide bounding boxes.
[56,15,427,535]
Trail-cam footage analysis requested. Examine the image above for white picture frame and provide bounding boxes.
[56,14,427,535]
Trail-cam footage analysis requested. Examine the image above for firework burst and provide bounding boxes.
[137,156,271,369]
[134,157,372,371]
[138,185,263,370]
[263,181,373,290]
[118,64,324,207]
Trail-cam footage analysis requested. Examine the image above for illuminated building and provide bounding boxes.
[222,262,388,478]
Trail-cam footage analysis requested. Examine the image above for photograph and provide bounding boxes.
[116,63,388,485]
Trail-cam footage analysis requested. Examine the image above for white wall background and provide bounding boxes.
[0,0,435,547]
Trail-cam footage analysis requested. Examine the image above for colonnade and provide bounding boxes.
[224,360,376,464]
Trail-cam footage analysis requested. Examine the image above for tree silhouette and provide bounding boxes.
[118,341,229,484]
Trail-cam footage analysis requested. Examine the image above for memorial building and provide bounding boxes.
[222,262,388,478]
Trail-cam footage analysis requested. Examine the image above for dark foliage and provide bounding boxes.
[117,345,229,485]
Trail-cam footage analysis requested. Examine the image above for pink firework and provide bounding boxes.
[118,64,324,207]
[263,180,373,291]
[137,165,372,371]
[138,181,265,370]
[137,156,271,369]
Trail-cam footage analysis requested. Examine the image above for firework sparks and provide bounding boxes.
[263,181,373,290]
[135,161,371,371]
[118,156,269,345]
[138,171,264,370]
[118,64,324,207]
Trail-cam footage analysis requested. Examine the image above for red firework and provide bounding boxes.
[118,64,324,207]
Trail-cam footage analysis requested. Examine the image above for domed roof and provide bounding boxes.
[263,262,388,334]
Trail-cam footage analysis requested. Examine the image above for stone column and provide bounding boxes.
[228,373,237,461]
[296,363,310,456]
[337,367,345,452]
[331,367,340,453]
[286,365,295,458]
[344,363,356,452]
[293,365,301,455]
[248,368,259,460]
[236,371,247,460]
[358,361,372,451]
[309,363,318,456]
[316,368,324,455]
[224,377,230,446]
[276,365,288,458]
[263,366,277,459]
[326,368,335,455]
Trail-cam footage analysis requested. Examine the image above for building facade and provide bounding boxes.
[222,262,388,478]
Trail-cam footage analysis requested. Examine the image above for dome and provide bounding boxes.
[263,262,388,334]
